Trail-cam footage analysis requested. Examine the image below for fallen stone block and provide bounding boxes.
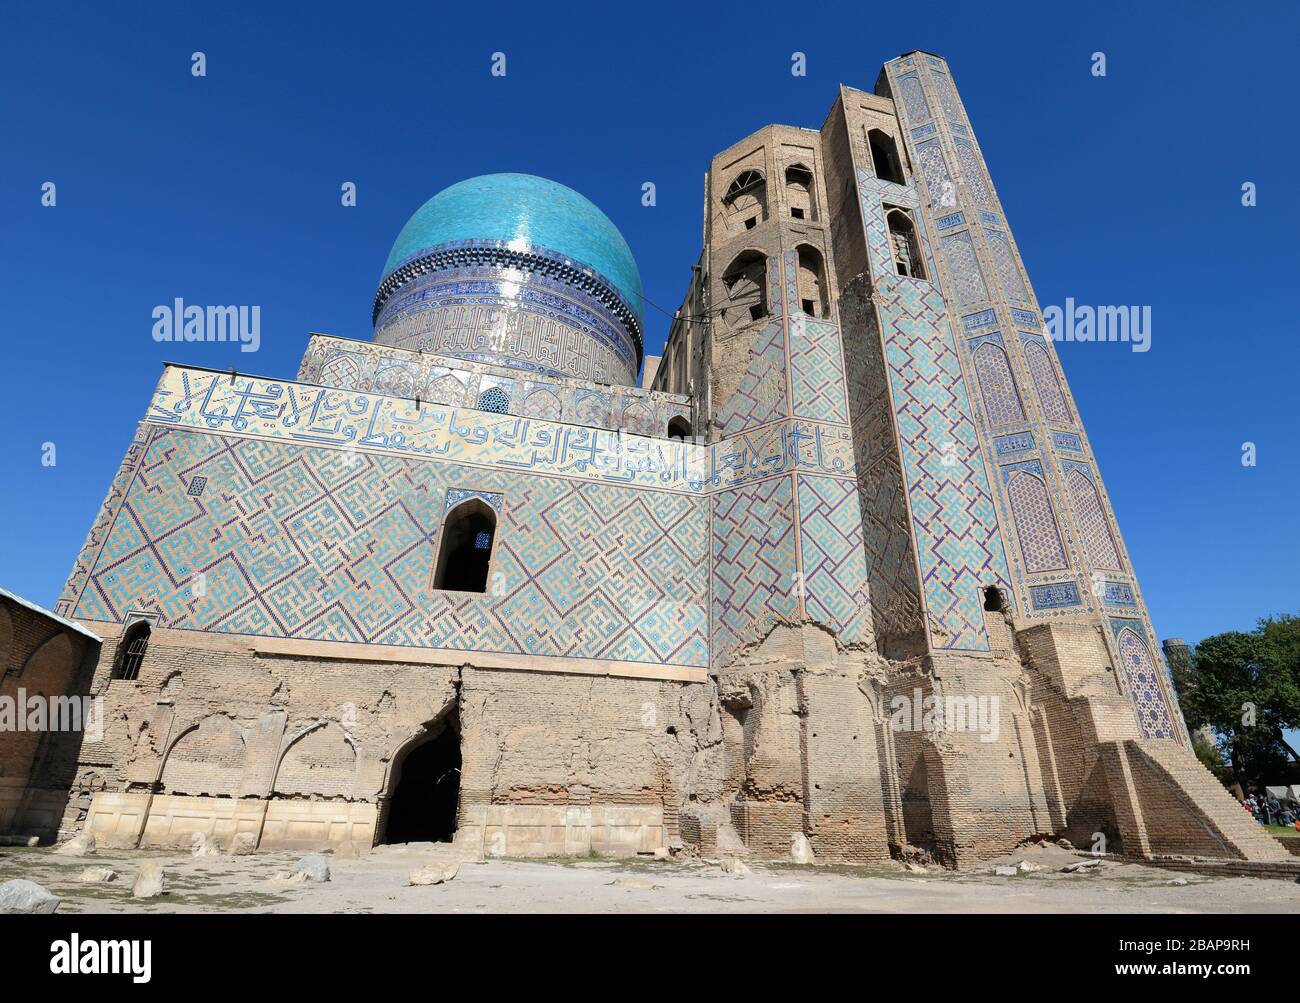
[0,879,61,914]
[1016,859,1044,873]
[52,831,95,857]
[226,832,257,856]
[993,865,1018,876]
[77,867,118,883]
[790,833,816,864]
[190,832,222,858]
[132,862,165,899]
[1061,857,1104,873]
[409,860,459,886]
[720,857,752,876]
[294,853,330,882]
[904,862,928,874]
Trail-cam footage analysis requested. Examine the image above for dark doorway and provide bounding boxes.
[384,719,461,844]
[432,499,496,593]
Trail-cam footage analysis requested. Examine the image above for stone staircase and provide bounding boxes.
[1126,739,1291,862]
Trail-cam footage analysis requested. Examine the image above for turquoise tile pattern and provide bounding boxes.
[382,173,644,321]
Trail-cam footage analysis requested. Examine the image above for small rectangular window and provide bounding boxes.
[791,207,805,220]
[745,217,757,230]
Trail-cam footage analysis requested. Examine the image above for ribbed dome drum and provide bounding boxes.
[372,174,644,386]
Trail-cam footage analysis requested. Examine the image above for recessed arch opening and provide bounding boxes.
[886,208,925,279]
[868,129,906,185]
[721,250,768,328]
[785,163,816,221]
[667,416,692,441]
[112,621,151,681]
[432,498,497,594]
[795,244,829,318]
[379,710,462,845]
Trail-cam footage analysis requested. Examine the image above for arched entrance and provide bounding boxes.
[381,713,462,844]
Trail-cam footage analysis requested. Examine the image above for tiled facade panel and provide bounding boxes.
[298,335,691,440]
[62,426,710,669]
[1064,466,1121,571]
[796,474,871,647]
[883,53,1182,741]
[714,258,787,437]
[711,475,799,669]
[1003,465,1068,573]
[853,172,1010,652]
[969,336,1025,426]
[837,276,925,650]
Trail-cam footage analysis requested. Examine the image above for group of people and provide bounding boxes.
[1242,792,1299,828]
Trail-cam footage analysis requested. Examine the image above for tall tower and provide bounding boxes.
[654,52,1283,866]
[874,53,1185,744]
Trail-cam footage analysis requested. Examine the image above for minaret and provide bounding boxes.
[876,52,1185,744]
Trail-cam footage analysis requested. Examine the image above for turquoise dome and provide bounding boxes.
[381,173,643,321]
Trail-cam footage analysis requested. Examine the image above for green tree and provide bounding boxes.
[1176,626,1300,793]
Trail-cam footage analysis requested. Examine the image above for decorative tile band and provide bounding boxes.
[993,431,1035,456]
[374,238,643,353]
[1029,581,1081,610]
[1102,582,1137,607]
[145,367,855,496]
[962,309,997,330]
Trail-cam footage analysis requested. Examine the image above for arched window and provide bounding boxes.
[113,621,150,681]
[667,416,692,441]
[868,129,906,185]
[721,251,768,327]
[476,387,510,414]
[795,245,829,318]
[785,163,815,221]
[722,169,766,232]
[886,209,925,279]
[432,499,497,594]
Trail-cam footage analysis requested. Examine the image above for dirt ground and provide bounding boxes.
[3,841,1297,914]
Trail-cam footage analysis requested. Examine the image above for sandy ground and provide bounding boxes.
[2,841,1297,914]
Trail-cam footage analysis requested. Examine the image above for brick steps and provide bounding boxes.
[1128,739,1291,862]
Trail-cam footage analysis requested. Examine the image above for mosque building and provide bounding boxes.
[3,52,1285,867]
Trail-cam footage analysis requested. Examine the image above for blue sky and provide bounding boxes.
[1,0,1297,654]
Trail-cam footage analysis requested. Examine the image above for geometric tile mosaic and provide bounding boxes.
[1111,619,1177,740]
[1002,462,1068,573]
[864,245,1011,650]
[969,334,1026,426]
[1020,336,1072,424]
[1063,465,1121,571]
[784,250,851,426]
[65,427,710,668]
[797,474,871,647]
[711,475,799,669]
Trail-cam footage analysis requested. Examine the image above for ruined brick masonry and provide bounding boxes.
[2,53,1285,867]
